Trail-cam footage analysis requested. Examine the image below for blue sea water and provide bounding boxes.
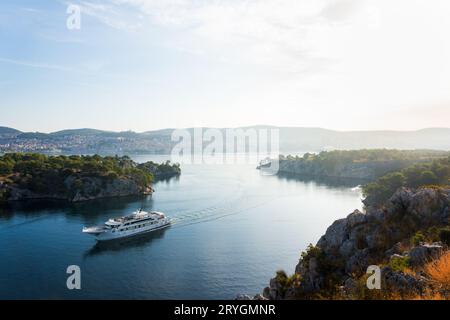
[0,155,363,299]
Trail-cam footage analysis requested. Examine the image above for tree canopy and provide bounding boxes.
[363,156,450,205]
[0,153,181,201]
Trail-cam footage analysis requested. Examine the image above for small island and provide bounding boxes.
[0,153,180,202]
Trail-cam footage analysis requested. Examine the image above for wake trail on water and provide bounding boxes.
[152,176,307,228]
[167,191,302,229]
[0,214,52,232]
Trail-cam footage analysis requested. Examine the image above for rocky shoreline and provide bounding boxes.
[259,150,450,181]
[274,158,426,180]
[1,176,155,203]
[258,187,450,300]
[0,154,181,203]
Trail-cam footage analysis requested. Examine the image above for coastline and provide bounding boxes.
[257,186,450,300]
[0,154,181,204]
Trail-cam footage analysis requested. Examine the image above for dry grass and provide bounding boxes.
[402,267,416,277]
[382,252,450,300]
[425,250,450,289]
[375,288,447,300]
[387,291,446,300]
[311,250,450,300]
[410,291,446,300]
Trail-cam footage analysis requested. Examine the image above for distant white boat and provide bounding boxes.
[82,210,171,241]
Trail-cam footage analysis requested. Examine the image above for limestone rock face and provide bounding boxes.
[317,218,348,250]
[339,239,355,258]
[65,176,153,202]
[408,243,444,267]
[384,242,403,258]
[345,248,371,275]
[264,277,285,300]
[346,210,367,228]
[382,266,427,295]
[262,187,449,299]
[343,278,358,293]
[388,187,449,224]
[2,175,154,202]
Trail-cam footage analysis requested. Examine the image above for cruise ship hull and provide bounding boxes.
[83,211,172,242]
[95,220,171,241]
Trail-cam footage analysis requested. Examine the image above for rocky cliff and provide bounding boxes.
[0,154,181,203]
[1,175,154,202]
[262,187,450,299]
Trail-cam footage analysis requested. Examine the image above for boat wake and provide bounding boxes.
[0,215,52,232]
[167,192,280,229]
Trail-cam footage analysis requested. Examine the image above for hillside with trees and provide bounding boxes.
[0,153,180,202]
[363,156,450,206]
[274,149,449,180]
[258,153,450,301]
[2,126,450,155]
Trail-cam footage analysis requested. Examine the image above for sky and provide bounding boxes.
[1,0,450,133]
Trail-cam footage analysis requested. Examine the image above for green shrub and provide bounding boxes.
[0,161,14,175]
[107,171,119,181]
[363,156,450,206]
[390,255,411,272]
[412,231,426,246]
[300,244,324,269]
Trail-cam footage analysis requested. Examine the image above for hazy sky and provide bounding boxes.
[1,0,450,132]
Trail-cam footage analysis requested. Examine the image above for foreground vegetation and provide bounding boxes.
[363,156,450,206]
[265,187,450,300]
[0,153,180,202]
[263,150,450,300]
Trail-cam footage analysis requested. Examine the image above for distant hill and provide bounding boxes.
[140,126,450,151]
[275,127,450,152]
[1,125,450,154]
[17,132,49,139]
[49,128,108,137]
[0,126,22,135]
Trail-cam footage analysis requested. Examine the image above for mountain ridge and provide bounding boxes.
[2,125,450,135]
[1,125,450,154]
[5,124,450,135]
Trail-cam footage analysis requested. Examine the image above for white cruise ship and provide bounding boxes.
[82,210,171,241]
